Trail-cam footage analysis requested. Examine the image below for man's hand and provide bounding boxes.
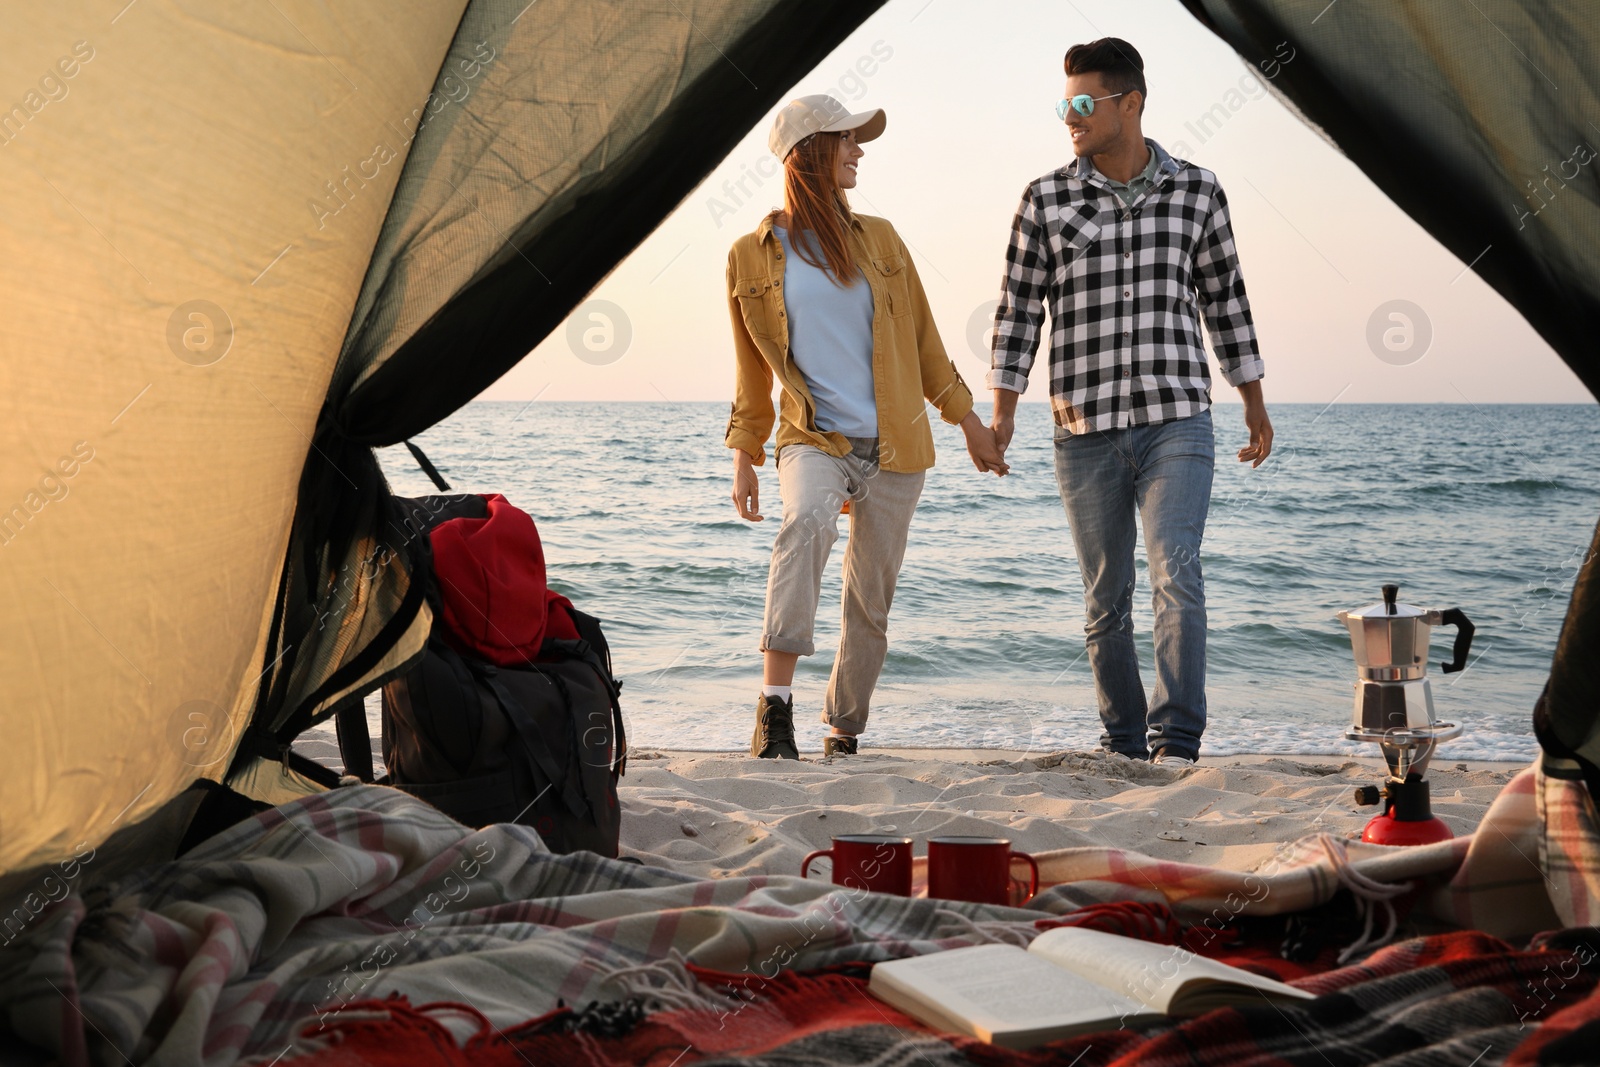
[991,415,1015,456]
[731,450,762,520]
[960,411,1009,476]
[989,387,1020,459]
[1236,380,1273,468]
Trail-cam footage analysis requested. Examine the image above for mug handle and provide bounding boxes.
[800,848,832,880]
[1009,851,1040,902]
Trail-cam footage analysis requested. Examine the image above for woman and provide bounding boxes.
[724,94,1007,760]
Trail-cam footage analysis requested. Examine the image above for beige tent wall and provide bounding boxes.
[0,1,467,874]
[340,0,793,398]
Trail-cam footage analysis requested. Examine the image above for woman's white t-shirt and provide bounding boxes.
[775,225,878,438]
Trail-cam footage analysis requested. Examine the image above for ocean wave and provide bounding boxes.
[1482,477,1593,493]
[1407,477,1591,499]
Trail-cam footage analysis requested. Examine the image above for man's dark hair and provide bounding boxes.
[1064,38,1147,113]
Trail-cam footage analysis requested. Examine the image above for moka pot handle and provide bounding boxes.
[1436,608,1475,674]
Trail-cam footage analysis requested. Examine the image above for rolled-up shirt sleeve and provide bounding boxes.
[724,251,775,464]
[987,186,1051,394]
[1194,184,1264,387]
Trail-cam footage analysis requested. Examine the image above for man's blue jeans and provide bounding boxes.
[1052,410,1214,761]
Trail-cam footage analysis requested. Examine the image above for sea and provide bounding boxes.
[342,401,1599,764]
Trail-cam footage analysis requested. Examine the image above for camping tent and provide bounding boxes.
[0,0,884,877]
[3,2,1600,1063]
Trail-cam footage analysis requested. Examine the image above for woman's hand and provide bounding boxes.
[731,450,763,520]
[960,412,1010,476]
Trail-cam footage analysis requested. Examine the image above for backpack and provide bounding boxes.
[336,492,627,857]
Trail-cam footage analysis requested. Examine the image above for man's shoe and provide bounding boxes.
[751,694,800,759]
[1153,751,1196,768]
[824,734,858,757]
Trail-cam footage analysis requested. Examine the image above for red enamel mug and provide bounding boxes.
[927,835,1040,906]
[800,834,914,896]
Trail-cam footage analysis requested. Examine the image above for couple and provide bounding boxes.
[724,38,1273,767]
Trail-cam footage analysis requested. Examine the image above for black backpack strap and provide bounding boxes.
[536,664,599,807]
[545,612,627,778]
[568,609,617,680]
[334,701,375,782]
[610,684,627,778]
[404,440,453,492]
[475,663,590,819]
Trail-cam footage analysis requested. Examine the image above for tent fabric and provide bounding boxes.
[239,0,890,773]
[0,0,886,875]
[329,0,891,445]
[1178,0,1600,393]
[1177,0,1600,800]
[228,436,433,751]
[1537,515,1600,790]
[0,2,469,876]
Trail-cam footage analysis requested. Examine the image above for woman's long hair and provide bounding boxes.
[776,132,859,287]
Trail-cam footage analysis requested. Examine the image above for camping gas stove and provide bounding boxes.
[1337,585,1475,846]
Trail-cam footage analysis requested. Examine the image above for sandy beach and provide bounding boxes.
[289,727,1524,880]
[619,749,1524,881]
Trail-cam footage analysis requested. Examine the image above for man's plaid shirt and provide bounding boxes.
[987,139,1263,434]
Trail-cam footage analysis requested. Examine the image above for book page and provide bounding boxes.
[1027,927,1314,1014]
[869,944,1155,1047]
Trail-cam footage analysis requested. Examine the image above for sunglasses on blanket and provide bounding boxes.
[1056,92,1125,120]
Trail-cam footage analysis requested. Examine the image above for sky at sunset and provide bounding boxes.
[481,0,1590,407]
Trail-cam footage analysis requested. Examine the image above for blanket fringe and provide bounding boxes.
[599,950,744,1013]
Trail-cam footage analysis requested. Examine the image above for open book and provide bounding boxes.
[868,927,1314,1049]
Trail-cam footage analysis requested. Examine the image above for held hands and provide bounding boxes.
[961,412,1009,476]
[990,413,1015,457]
[731,451,762,520]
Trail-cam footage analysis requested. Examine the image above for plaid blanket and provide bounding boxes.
[0,786,1061,1066]
[0,761,1585,1066]
[1539,753,1600,928]
[280,926,1600,1067]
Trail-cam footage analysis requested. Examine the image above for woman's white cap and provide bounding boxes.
[768,94,886,161]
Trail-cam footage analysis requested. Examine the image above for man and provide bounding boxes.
[988,38,1273,767]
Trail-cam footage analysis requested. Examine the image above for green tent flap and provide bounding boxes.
[0,0,885,876]
[1179,0,1600,394]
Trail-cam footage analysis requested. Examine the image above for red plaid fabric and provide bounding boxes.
[282,926,1600,1067]
[1539,753,1600,928]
